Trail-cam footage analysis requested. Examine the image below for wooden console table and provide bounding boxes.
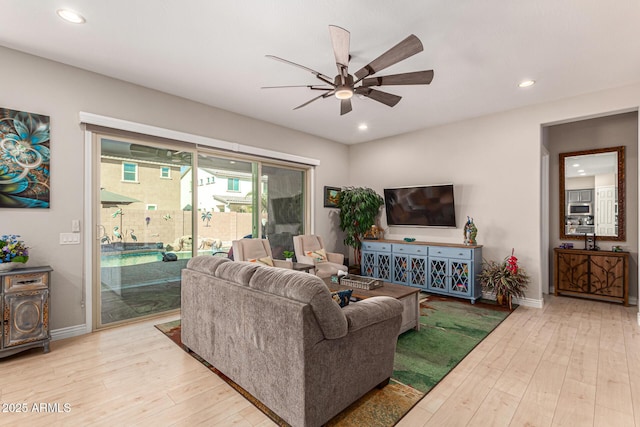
[554,248,628,305]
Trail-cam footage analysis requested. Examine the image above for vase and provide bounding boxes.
[0,262,20,272]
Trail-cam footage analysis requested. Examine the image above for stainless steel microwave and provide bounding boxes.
[567,202,593,216]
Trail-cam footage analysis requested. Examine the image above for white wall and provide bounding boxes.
[349,83,640,305]
[0,46,349,331]
[4,43,639,330]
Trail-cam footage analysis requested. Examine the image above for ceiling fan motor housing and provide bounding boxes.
[334,74,354,99]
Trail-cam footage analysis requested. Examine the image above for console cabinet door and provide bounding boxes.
[392,253,409,284]
[3,290,49,348]
[361,250,376,277]
[377,252,392,281]
[590,255,625,298]
[448,260,473,298]
[408,256,428,288]
[556,252,589,293]
[428,257,448,293]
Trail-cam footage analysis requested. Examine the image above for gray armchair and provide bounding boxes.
[293,234,347,278]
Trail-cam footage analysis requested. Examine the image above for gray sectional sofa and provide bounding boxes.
[181,255,403,427]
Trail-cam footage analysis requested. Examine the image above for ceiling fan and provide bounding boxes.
[263,25,434,115]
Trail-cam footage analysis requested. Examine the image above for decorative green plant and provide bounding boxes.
[478,249,529,310]
[282,250,295,260]
[337,186,384,265]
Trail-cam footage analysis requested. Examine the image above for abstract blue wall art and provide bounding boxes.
[0,108,50,208]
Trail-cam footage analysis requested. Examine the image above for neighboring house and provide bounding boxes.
[180,167,266,213]
[101,155,181,211]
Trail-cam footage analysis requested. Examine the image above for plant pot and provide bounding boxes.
[0,262,21,272]
[496,293,513,310]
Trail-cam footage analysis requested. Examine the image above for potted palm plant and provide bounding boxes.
[478,249,529,310]
[337,186,384,267]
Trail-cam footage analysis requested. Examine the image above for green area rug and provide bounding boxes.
[155,294,512,426]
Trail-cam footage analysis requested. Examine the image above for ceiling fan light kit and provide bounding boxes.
[265,25,434,115]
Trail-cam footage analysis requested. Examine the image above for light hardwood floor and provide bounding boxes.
[0,295,638,426]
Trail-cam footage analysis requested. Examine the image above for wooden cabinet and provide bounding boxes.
[0,265,52,358]
[554,249,628,305]
[361,240,482,303]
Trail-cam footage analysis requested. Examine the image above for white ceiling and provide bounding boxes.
[2,1,639,144]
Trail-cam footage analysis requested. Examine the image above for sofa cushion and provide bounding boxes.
[331,289,352,307]
[216,261,260,285]
[186,255,230,275]
[248,267,348,339]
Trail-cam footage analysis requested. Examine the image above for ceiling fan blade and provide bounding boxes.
[261,84,333,90]
[329,25,350,80]
[361,70,434,87]
[340,98,352,115]
[266,55,334,85]
[354,34,424,80]
[293,91,334,110]
[355,87,402,107]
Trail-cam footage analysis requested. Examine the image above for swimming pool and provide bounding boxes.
[100,250,215,267]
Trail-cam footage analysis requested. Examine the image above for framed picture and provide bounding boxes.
[0,108,50,208]
[323,186,341,208]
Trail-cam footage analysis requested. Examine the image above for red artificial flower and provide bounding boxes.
[506,248,518,274]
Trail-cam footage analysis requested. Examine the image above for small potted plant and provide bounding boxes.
[282,250,295,262]
[478,249,529,310]
[0,234,29,272]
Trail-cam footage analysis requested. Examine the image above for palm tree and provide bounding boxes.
[201,210,212,227]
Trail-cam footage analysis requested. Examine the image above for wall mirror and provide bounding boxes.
[559,146,625,241]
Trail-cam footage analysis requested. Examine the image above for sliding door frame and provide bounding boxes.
[82,113,318,332]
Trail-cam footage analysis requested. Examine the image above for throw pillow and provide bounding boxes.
[331,289,353,308]
[305,248,328,263]
[248,256,274,267]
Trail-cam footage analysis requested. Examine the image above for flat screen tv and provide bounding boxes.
[384,184,457,228]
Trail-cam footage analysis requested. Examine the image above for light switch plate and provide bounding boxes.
[60,233,80,245]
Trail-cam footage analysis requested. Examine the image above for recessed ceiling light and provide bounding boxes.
[578,169,585,173]
[358,124,368,131]
[518,80,535,88]
[57,9,86,24]
[573,163,580,167]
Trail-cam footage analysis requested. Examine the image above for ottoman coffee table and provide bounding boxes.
[324,278,420,334]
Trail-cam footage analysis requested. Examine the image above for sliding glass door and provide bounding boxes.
[96,135,194,328]
[94,134,309,329]
[262,164,305,258]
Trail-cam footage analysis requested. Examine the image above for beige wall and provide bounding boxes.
[350,86,640,304]
[0,46,349,330]
[3,43,639,331]
[546,112,638,298]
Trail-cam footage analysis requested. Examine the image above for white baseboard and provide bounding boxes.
[50,324,88,341]
[482,291,544,309]
[513,296,544,308]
